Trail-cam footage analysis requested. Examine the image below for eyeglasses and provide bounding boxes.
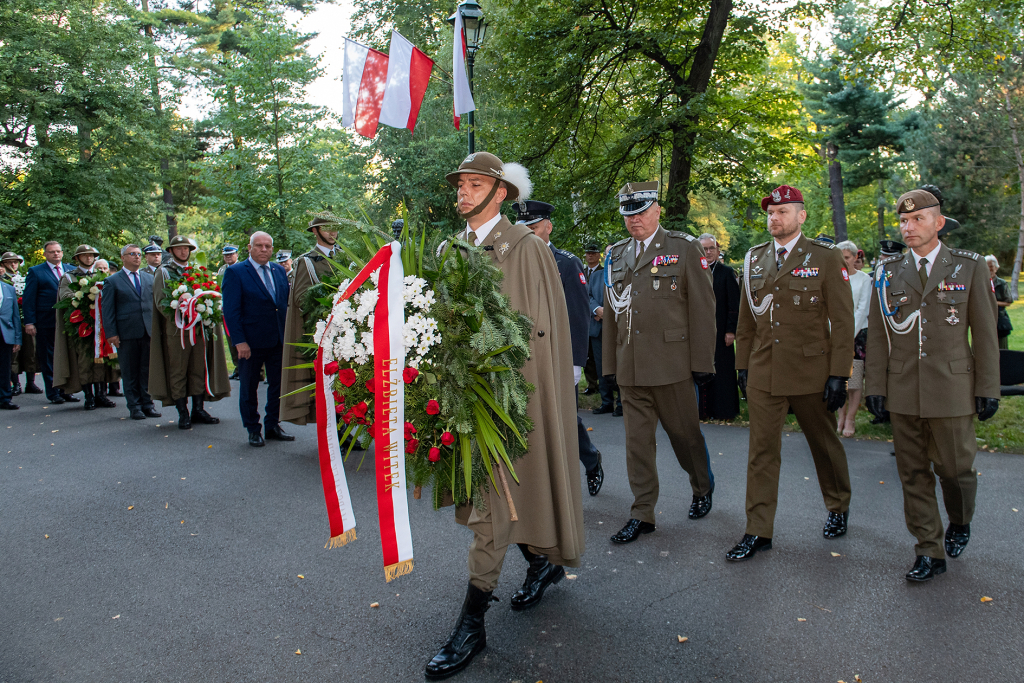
[123,252,142,257]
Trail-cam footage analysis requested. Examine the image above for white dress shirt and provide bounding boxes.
[773,234,801,265]
[466,213,503,245]
[912,242,942,276]
[634,230,657,257]
[315,243,335,258]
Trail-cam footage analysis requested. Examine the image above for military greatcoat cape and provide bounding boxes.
[280,249,337,425]
[148,262,230,405]
[53,267,120,393]
[455,217,586,568]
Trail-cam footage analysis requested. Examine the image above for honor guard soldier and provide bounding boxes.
[142,244,163,275]
[217,245,241,378]
[280,215,342,426]
[865,189,1000,582]
[275,250,293,283]
[727,185,855,562]
[603,181,718,544]
[517,200,605,496]
[149,235,231,429]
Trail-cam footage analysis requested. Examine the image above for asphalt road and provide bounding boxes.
[2,386,1023,682]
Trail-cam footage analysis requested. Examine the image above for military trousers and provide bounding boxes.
[744,387,852,538]
[890,412,977,559]
[620,379,714,524]
[163,331,208,401]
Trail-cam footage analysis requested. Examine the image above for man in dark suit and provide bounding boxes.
[518,201,604,495]
[221,231,293,447]
[101,244,161,420]
[698,233,741,420]
[22,241,80,404]
[581,244,602,393]
[0,275,22,409]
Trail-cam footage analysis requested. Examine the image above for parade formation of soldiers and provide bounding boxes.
[0,159,1003,680]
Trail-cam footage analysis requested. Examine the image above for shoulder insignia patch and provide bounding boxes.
[950,248,979,261]
[611,236,631,248]
[810,240,836,250]
[878,254,902,266]
[667,230,695,241]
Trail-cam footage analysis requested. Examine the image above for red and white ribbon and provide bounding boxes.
[315,345,358,549]
[93,283,115,363]
[175,290,222,348]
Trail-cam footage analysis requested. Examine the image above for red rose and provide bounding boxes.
[403,367,419,384]
[351,401,368,419]
[323,361,339,376]
[426,399,440,415]
[342,410,353,424]
[200,265,207,271]
[338,368,356,386]
[406,438,420,454]
[77,322,93,338]
[428,447,441,462]
[69,310,84,324]
[404,422,417,439]
[441,431,455,446]
[334,403,345,415]
[332,390,345,405]
[365,379,375,393]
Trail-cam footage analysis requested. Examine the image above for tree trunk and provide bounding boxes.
[1004,86,1024,301]
[877,179,886,241]
[141,0,177,239]
[826,141,848,242]
[77,125,91,163]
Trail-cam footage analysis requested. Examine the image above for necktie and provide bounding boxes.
[636,240,646,258]
[918,257,929,287]
[260,264,276,299]
[776,247,788,272]
[53,265,62,282]
[467,230,478,245]
[131,272,141,296]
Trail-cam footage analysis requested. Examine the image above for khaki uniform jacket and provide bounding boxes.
[280,249,338,425]
[53,267,119,391]
[865,244,999,418]
[148,261,231,404]
[736,234,855,396]
[455,217,585,567]
[602,226,717,386]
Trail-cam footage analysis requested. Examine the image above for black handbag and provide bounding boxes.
[998,311,1013,338]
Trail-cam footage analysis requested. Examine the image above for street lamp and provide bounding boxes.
[447,0,488,154]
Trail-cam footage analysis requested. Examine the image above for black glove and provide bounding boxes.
[823,376,848,413]
[692,371,715,386]
[976,396,999,422]
[737,369,748,397]
[865,395,886,420]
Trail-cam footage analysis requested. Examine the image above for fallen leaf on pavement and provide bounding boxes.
[586,427,593,431]
[44,535,49,539]
[180,520,184,524]
[677,636,688,643]
[565,574,577,580]
[980,596,993,602]
[297,575,305,579]
[370,602,379,608]
[165,503,168,509]
[1013,508,1019,512]
[295,649,301,655]
[128,506,134,510]
[830,552,841,557]
[207,445,213,449]
[855,676,862,682]
[112,615,120,619]
[879,481,884,484]
[797,618,807,622]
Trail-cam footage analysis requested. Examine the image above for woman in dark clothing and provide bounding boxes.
[986,255,1014,350]
[697,234,740,420]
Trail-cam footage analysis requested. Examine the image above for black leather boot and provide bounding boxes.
[510,544,565,611]
[425,582,494,680]
[176,398,191,429]
[83,384,96,410]
[94,383,116,408]
[12,378,21,396]
[190,395,219,424]
[108,381,122,397]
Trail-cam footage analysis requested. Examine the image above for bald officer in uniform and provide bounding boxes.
[603,181,718,544]
[865,189,1000,582]
[727,185,855,562]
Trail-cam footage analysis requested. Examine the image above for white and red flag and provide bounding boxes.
[452,9,475,130]
[343,34,433,139]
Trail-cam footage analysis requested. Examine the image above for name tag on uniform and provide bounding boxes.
[938,281,965,291]
[653,255,678,266]
[792,268,819,277]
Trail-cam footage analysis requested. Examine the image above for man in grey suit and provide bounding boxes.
[0,276,22,409]
[101,244,161,420]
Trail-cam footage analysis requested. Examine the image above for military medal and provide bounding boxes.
[810,296,819,304]
[946,306,960,325]
[937,292,947,302]
[499,242,509,255]
[793,295,801,305]
[653,278,660,291]
[951,264,963,279]
[801,253,812,267]
[651,266,658,274]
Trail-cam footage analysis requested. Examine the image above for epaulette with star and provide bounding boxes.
[950,248,980,261]
[877,254,903,267]
[666,230,695,241]
[811,239,836,250]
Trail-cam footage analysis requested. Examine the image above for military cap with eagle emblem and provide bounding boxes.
[221,244,239,255]
[275,250,292,263]
[617,181,659,216]
[515,200,554,226]
[0,251,19,264]
[895,189,940,214]
[143,243,162,255]
[760,184,804,211]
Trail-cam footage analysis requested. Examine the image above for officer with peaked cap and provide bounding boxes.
[275,250,293,283]
[53,245,120,409]
[865,189,1000,582]
[149,235,230,428]
[879,239,906,258]
[602,181,718,545]
[424,153,584,680]
[516,200,605,497]
[280,215,343,426]
[217,245,241,376]
[727,185,855,562]
[143,244,163,275]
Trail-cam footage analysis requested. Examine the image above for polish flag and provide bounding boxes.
[343,38,389,138]
[452,11,475,130]
[378,31,434,134]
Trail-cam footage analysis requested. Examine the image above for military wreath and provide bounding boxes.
[53,272,118,366]
[158,265,224,345]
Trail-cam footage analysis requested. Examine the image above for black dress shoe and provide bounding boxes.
[906,555,946,582]
[592,404,614,415]
[726,534,772,561]
[228,370,240,380]
[510,545,565,611]
[0,402,19,410]
[49,396,65,405]
[25,383,43,394]
[94,395,116,408]
[586,460,604,496]
[689,490,713,519]
[610,518,655,544]
[823,510,849,538]
[130,409,146,420]
[945,523,970,558]
[249,432,265,447]
[143,408,162,418]
[62,393,80,403]
[265,424,295,441]
[612,405,623,417]
[425,583,493,680]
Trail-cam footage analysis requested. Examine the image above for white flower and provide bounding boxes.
[89,304,95,310]
[78,278,88,286]
[74,291,84,301]
[89,285,99,295]
[170,300,179,309]
[181,292,193,300]
[88,293,97,301]
[197,304,207,313]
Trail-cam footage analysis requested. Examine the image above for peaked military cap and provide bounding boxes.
[896,190,940,214]
[617,181,659,216]
[879,239,906,257]
[584,243,601,253]
[71,244,100,262]
[221,244,239,255]
[515,200,554,226]
[143,243,163,254]
[275,250,292,263]
[815,233,835,245]
[938,216,962,237]
[761,184,804,211]
[167,235,197,252]
[445,152,529,203]
[0,251,19,263]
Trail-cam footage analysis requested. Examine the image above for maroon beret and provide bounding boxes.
[761,185,804,211]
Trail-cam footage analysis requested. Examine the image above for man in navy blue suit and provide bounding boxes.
[0,275,22,409]
[221,231,294,447]
[22,241,80,404]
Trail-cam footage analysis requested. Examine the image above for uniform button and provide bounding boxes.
[921,352,928,357]
[774,322,780,327]
[774,339,779,344]
[538,330,545,337]
[921,302,927,307]
[774,304,780,309]
[922,335,927,341]
[922,319,927,324]
[774,287,780,291]
[803,286,807,291]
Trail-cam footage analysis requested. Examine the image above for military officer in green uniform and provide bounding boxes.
[865,189,1000,582]
[149,235,230,429]
[727,185,856,562]
[217,244,241,378]
[143,244,162,275]
[280,216,341,425]
[1,252,40,395]
[602,181,718,544]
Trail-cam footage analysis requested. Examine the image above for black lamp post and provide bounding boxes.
[447,0,488,154]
